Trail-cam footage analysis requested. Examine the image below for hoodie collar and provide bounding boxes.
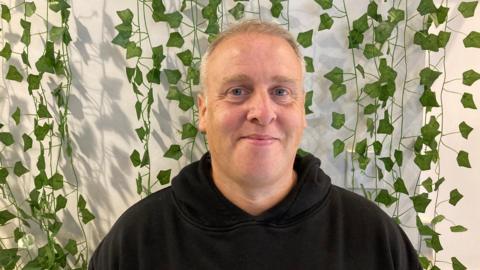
[171,152,332,229]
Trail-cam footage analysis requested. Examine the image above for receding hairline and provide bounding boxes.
[199,20,305,92]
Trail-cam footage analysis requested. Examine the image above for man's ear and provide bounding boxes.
[197,93,207,133]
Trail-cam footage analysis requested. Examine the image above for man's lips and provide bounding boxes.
[240,134,279,145]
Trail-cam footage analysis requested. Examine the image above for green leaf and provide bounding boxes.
[363,104,378,115]
[228,2,245,20]
[324,67,343,84]
[146,68,161,84]
[155,12,183,28]
[0,132,15,146]
[367,1,382,21]
[20,19,31,46]
[55,195,67,212]
[352,14,369,33]
[0,42,12,60]
[6,65,23,82]
[27,74,41,92]
[164,144,182,160]
[348,29,364,48]
[187,66,200,85]
[126,42,142,59]
[415,153,433,170]
[377,111,394,134]
[270,0,283,17]
[297,30,313,48]
[177,50,193,66]
[141,149,150,167]
[157,169,171,185]
[37,104,52,118]
[414,31,439,52]
[462,69,480,86]
[34,171,47,189]
[458,1,478,18]
[314,0,332,9]
[14,161,29,177]
[167,32,184,48]
[379,58,397,82]
[130,150,141,167]
[117,9,134,24]
[80,208,95,224]
[375,189,398,207]
[452,257,467,270]
[0,210,16,225]
[421,116,440,144]
[151,46,165,69]
[0,168,9,184]
[459,121,473,139]
[461,92,477,109]
[134,66,143,85]
[364,81,380,98]
[394,178,409,195]
[11,107,21,125]
[438,31,451,48]
[49,173,63,190]
[181,123,197,139]
[329,83,346,101]
[1,4,11,22]
[373,141,382,155]
[318,13,334,30]
[355,138,367,156]
[450,225,468,232]
[388,8,405,24]
[431,215,445,225]
[457,150,471,168]
[394,150,403,166]
[356,64,365,78]
[363,43,382,59]
[331,112,345,129]
[304,90,313,114]
[25,2,36,17]
[304,57,314,73]
[64,239,78,255]
[380,157,394,172]
[333,139,344,157]
[126,67,135,82]
[178,93,194,111]
[417,0,437,15]
[374,22,395,44]
[420,67,442,88]
[165,69,182,85]
[420,88,440,107]
[449,188,464,206]
[35,41,55,73]
[421,177,433,192]
[357,155,370,170]
[14,228,25,242]
[78,195,86,209]
[426,234,443,252]
[463,31,480,48]
[135,127,146,142]
[50,26,65,42]
[410,193,431,213]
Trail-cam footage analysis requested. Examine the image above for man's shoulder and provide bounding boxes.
[329,185,398,227]
[99,186,175,242]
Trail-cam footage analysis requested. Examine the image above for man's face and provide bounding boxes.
[198,33,306,183]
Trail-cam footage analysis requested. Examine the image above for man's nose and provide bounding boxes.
[246,90,276,126]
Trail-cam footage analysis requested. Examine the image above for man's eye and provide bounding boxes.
[229,88,246,96]
[273,88,289,96]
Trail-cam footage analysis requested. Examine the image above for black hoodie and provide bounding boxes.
[89,153,422,270]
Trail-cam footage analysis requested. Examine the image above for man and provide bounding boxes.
[89,20,421,269]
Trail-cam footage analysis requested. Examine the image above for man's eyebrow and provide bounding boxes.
[271,75,297,84]
[221,74,252,84]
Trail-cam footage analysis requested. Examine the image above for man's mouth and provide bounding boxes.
[240,134,278,145]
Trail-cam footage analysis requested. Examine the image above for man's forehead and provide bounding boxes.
[221,74,298,84]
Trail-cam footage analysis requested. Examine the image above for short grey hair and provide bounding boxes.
[199,20,305,91]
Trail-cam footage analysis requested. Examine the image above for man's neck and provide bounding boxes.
[211,167,297,216]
